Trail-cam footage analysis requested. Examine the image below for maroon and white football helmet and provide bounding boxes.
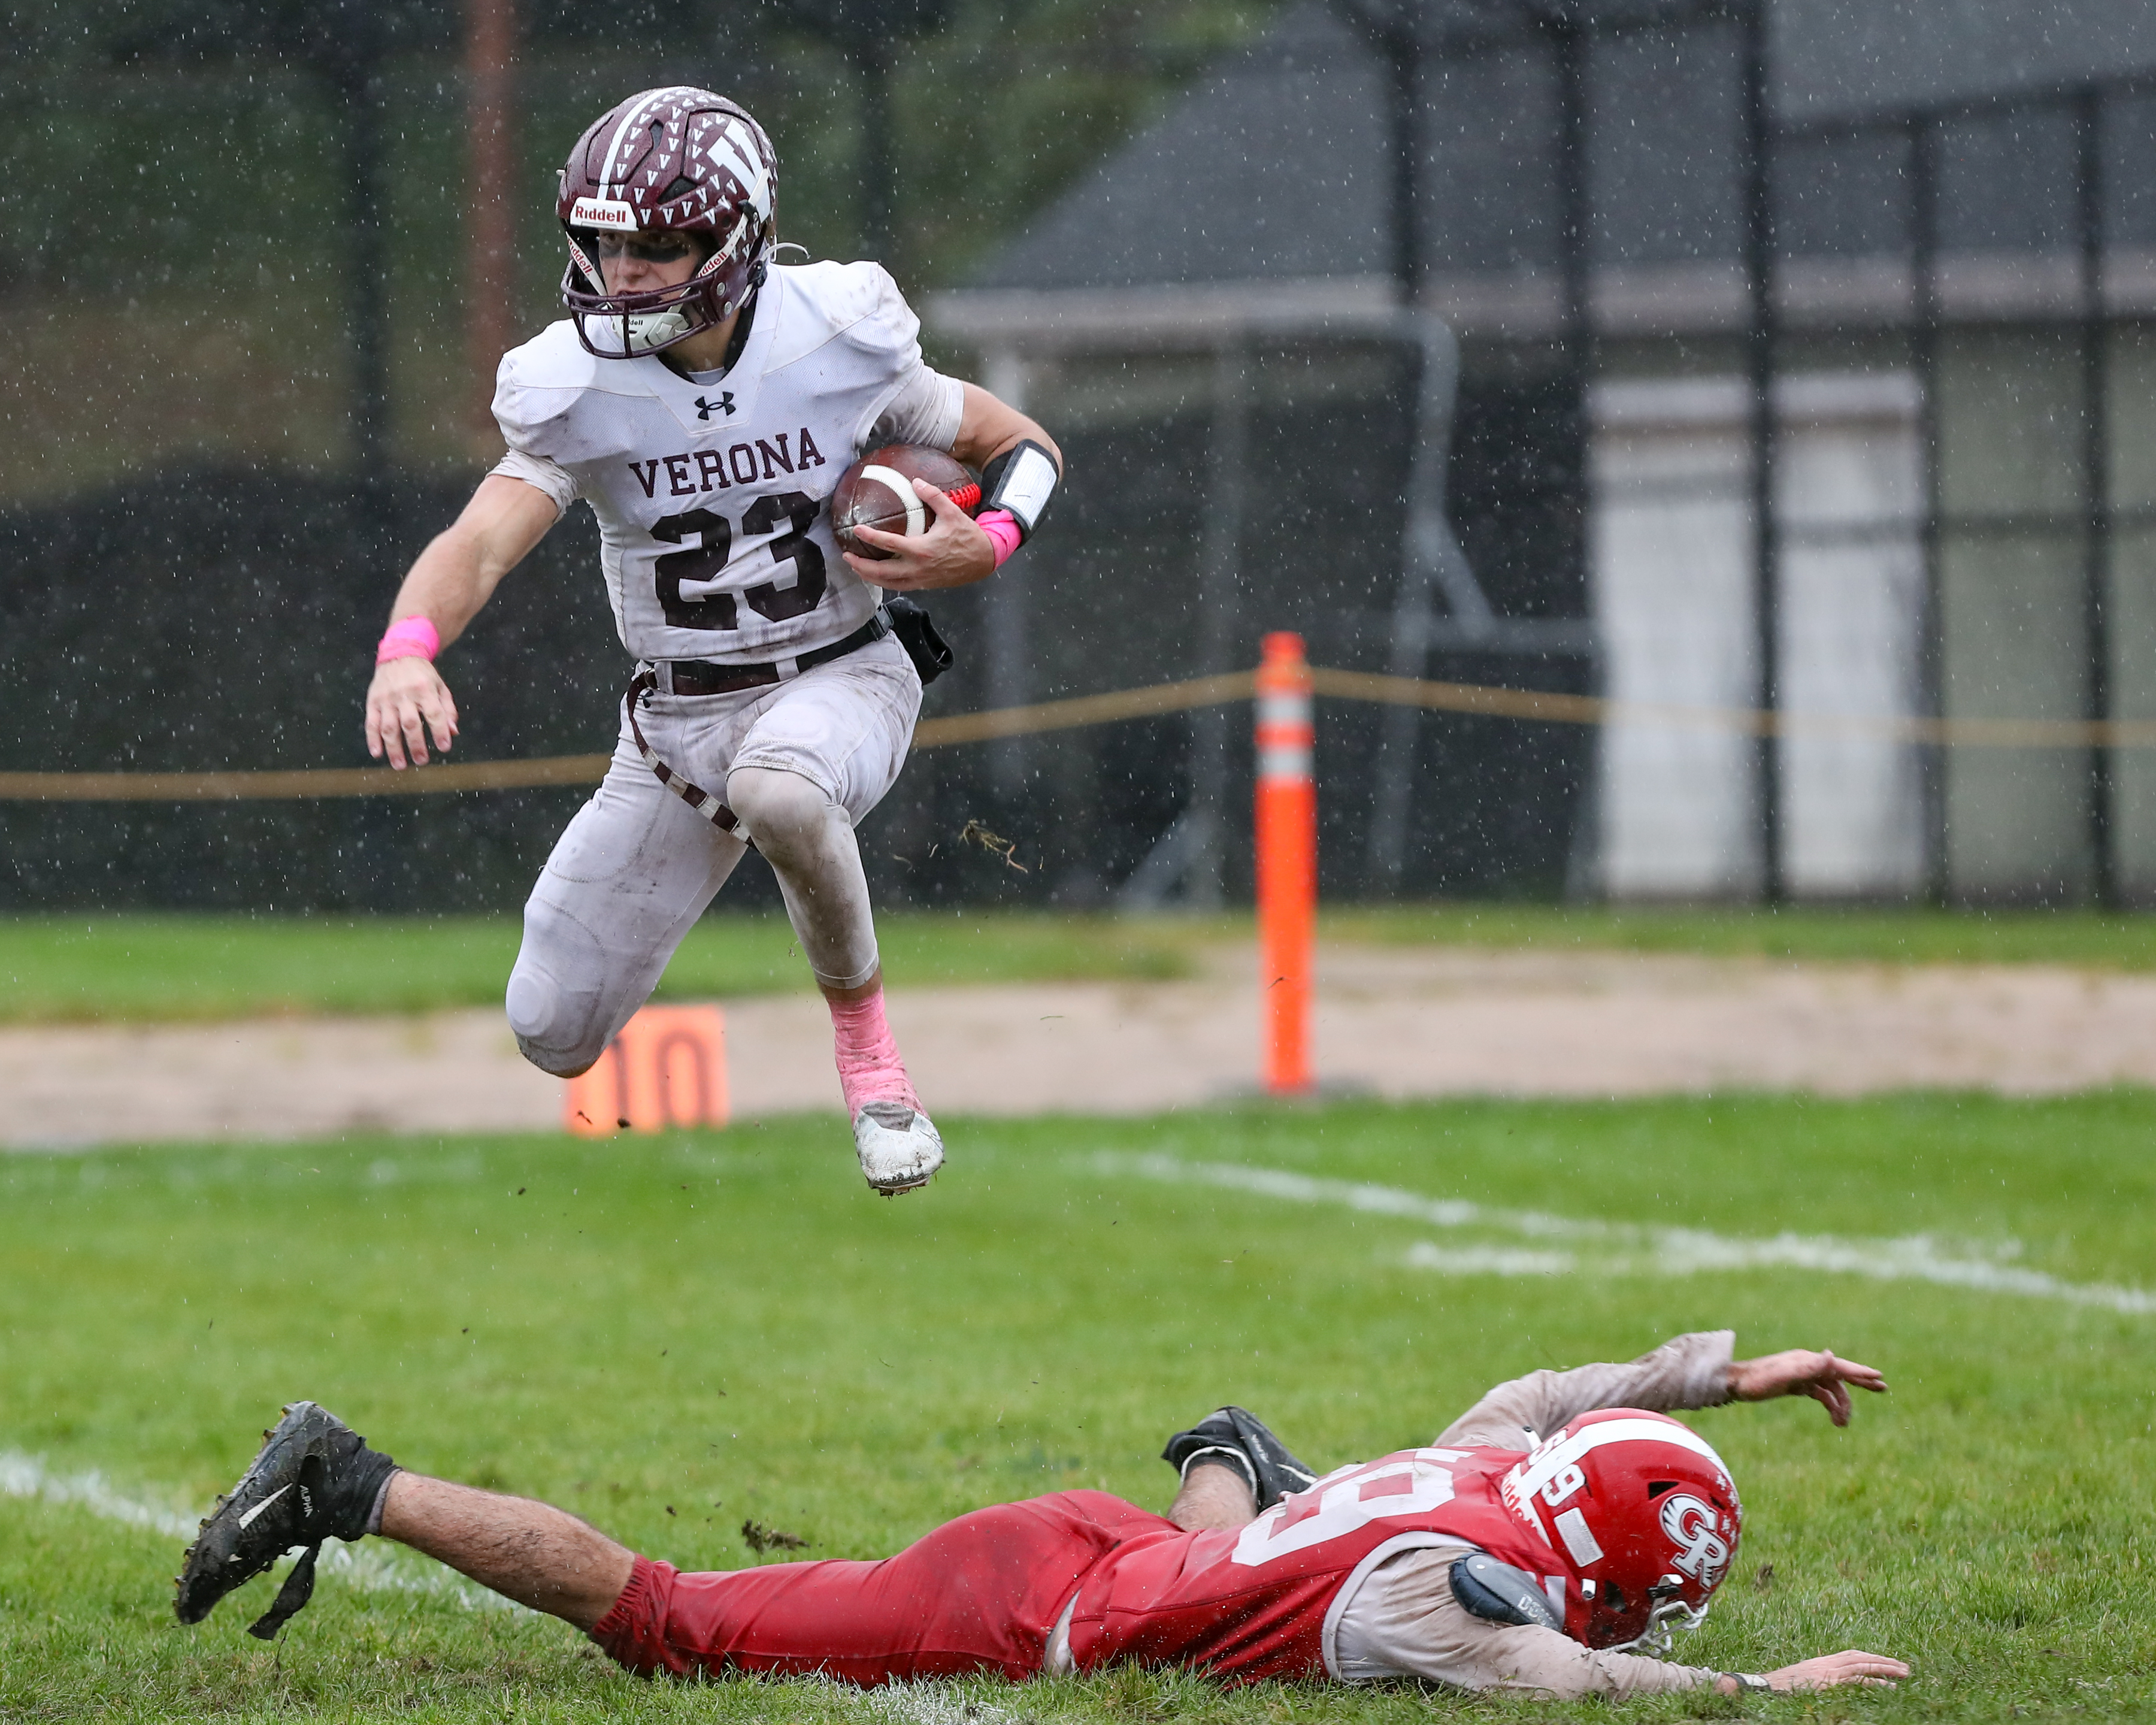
[1500,1408,1743,1653]
[556,87,777,358]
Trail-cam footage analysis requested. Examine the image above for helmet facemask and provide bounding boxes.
[561,226,759,359]
[1602,1576,1714,1657]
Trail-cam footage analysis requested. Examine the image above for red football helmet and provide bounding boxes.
[1500,1409,1743,1653]
[556,87,777,358]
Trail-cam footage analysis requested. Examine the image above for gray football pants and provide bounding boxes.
[505,635,922,1077]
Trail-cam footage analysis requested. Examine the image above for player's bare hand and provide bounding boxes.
[843,479,997,591]
[1759,1650,1909,1691]
[365,656,459,770]
[1728,1348,1888,1426]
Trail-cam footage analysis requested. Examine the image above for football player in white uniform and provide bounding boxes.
[361,88,1062,1194]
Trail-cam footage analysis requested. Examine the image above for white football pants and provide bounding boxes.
[505,635,921,1077]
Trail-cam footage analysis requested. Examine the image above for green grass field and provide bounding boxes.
[7,905,2156,1024]
[2,1093,2151,1720]
[0,912,1206,1025]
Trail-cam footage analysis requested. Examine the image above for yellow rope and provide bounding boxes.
[1304,668,2156,748]
[3,666,2149,801]
[910,670,1258,746]
[0,756,616,803]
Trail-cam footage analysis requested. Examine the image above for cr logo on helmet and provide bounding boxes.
[1658,1493,1734,1587]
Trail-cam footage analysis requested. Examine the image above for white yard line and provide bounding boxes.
[1097,1153,2156,1315]
[845,1679,1022,1725]
[0,1450,514,1611]
[0,1451,198,1541]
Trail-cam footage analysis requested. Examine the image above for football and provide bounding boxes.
[831,444,981,559]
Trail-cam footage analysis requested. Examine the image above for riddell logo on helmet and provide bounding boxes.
[1658,1494,1733,1586]
[571,197,639,229]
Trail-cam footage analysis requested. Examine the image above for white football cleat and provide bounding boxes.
[852,1100,944,1196]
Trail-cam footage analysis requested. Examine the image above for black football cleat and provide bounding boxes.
[174,1401,398,1639]
[1161,1406,1319,1511]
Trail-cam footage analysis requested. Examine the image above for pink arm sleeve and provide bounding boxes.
[977,509,1023,568]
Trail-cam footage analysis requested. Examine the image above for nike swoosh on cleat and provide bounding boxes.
[235,1484,291,1529]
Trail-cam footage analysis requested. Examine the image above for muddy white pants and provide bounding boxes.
[505,635,921,1076]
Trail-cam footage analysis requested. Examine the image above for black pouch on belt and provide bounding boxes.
[883,595,953,686]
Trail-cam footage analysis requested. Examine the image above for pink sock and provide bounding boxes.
[830,989,919,1117]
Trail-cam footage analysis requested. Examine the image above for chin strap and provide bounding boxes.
[247,1542,322,1641]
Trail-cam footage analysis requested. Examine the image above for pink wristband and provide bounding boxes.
[376,616,441,665]
[978,508,1023,568]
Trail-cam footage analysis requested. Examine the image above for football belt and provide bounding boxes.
[622,602,950,834]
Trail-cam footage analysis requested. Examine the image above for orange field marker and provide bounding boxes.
[565,1004,728,1136]
[1255,632,1316,1095]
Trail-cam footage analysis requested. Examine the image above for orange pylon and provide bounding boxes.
[1256,632,1315,1094]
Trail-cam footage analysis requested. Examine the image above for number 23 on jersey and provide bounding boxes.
[649,491,826,631]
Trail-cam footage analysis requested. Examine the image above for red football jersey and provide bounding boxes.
[1067,1446,1576,1684]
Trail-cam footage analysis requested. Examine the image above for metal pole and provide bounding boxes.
[1188,342,1252,907]
[1739,0,1782,902]
[1385,26,1419,296]
[2077,87,2115,906]
[853,38,895,265]
[325,0,397,911]
[466,0,517,441]
[331,0,389,522]
[1555,17,1590,343]
[1554,14,1597,899]
[1363,24,1427,895]
[1910,116,1950,904]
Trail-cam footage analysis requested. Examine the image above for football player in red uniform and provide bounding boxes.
[177,1331,1907,1698]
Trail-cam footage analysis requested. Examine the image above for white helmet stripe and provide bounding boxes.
[598,90,660,192]
[712,122,771,217]
[598,86,703,193]
[1512,1418,1728,1505]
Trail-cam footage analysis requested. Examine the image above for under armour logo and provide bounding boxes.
[695,392,735,420]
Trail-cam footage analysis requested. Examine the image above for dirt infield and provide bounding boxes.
[10,943,2156,1148]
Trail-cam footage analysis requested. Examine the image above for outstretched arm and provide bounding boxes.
[1715,1651,1910,1694]
[1435,1331,1735,1448]
[1340,1545,1908,1697]
[363,475,558,768]
[1437,1333,1888,1448]
[1727,1347,1888,1427]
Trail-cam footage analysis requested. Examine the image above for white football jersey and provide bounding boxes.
[490,261,962,664]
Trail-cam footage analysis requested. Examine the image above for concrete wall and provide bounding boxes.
[1936,329,2093,901]
[1591,372,1924,899]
